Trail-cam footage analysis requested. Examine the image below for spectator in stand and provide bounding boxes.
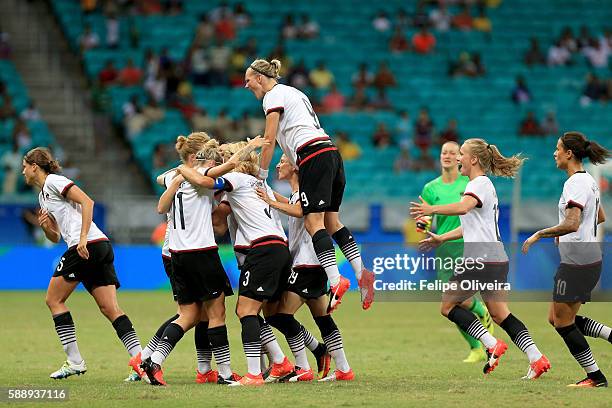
[309,61,334,90]
[0,30,11,59]
[98,60,118,85]
[518,111,543,136]
[153,143,169,171]
[195,14,215,44]
[559,26,577,53]
[209,37,231,85]
[348,84,370,111]
[412,2,430,29]
[373,62,397,90]
[12,118,31,150]
[541,111,559,136]
[449,51,485,77]
[321,83,345,113]
[1,140,22,194]
[335,131,361,161]
[414,108,434,156]
[190,40,211,86]
[352,63,374,88]
[372,11,391,33]
[212,109,232,141]
[281,14,299,40]
[395,8,411,30]
[20,102,42,122]
[395,110,412,149]
[472,5,492,34]
[372,123,393,148]
[145,70,166,103]
[268,43,292,72]
[191,108,214,133]
[452,4,473,31]
[299,14,320,39]
[577,25,591,50]
[412,27,436,54]
[80,0,97,14]
[370,88,392,110]
[215,9,236,41]
[287,59,310,88]
[79,24,100,52]
[144,48,159,81]
[394,147,415,173]
[511,75,532,104]
[105,11,120,48]
[159,47,174,71]
[240,110,264,136]
[119,58,143,86]
[547,39,572,66]
[601,29,612,53]
[122,94,143,137]
[173,80,199,119]
[0,93,15,121]
[228,46,248,87]
[583,38,609,68]
[429,2,451,32]
[233,3,251,29]
[438,119,460,144]
[209,1,232,23]
[524,38,545,66]
[580,72,605,106]
[390,27,410,53]
[142,97,164,124]
[165,0,184,15]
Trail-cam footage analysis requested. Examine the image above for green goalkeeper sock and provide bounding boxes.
[457,325,481,350]
[469,299,487,319]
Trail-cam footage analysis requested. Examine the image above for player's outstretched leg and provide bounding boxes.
[301,324,330,378]
[50,311,87,379]
[267,314,314,382]
[314,315,353,381]
[575,315,612,343]
[497,314,550,379]
[557,323,608,388]
[195,320,216,383]
[310,229,350,313]
[131,313,178,382]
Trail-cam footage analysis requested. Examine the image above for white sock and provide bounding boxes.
[218,363,232,379]
[480,332,497,349]
[246,356,260,376]
[525,344,543,364]
[264,339,285,364]
[66,342,83,365]
[350,258,363,280]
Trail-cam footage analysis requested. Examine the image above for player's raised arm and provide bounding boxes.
[410,194,478,217]
[157,173,184,214]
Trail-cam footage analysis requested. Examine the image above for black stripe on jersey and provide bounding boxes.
[566,200,584,210]
[463,192,482,208]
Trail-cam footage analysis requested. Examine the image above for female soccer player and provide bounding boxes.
[522,132,610,388]
[22,147,142,380]
[140,134,242,386]
[420,141,493,363]
[410,139,551,378]
[244,58,374,312]
[257,154,353,382]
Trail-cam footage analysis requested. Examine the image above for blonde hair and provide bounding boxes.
[464,138,525,178]
[24,147,62,174]
[175,132,210,163]
[195,139,223,164]
[248,58,282,79]
[226,141,259,176]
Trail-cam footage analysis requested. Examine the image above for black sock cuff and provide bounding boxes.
[208,325,228,336]
[574,315,586,331]
[556,323,577,336]
[331,226,351,245]
[112,314,133,335]
[156,314,179,338]
[240,315,259,325]
[265,314,281,330]
[312,229,331,245]
[314,315,337,337]
[499,313,525,333]
[165,322,185,339]
[447,305,462,322]
[53,311,74,326]
[196,320,209,330]
[257,314,266,326]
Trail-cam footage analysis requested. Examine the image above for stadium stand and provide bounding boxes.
[48,0,611,202]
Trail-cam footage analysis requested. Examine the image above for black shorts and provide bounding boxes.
[286,265,328,300]
[445,262,509,302]
[53,240,120,293]
[297,143,345,215]
[162,255,178,302]
[553,262,602,303]
[239,243,292,302]
[171,248,233,305]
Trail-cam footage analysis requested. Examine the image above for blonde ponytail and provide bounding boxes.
[249,58,282,79]
[465,138,525,178]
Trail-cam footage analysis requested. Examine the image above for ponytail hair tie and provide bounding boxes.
[585,140,591,149]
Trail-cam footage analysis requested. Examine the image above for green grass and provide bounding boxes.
[1,291,610,407]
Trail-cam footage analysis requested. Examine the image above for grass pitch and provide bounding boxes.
[1,291,610,407]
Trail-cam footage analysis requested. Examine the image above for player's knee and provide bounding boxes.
[439,303,453,317]
[45,294,62,310]
[547,315,555,327]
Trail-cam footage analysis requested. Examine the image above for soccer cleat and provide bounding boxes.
[50,360,87,379]
[217,372,242,385]
[318,368,355,382]
[313,344,331,379]
[261,364,273,381]
[195,369,218,384]
[567,377,608,388]
[358,268,376,310]
[327,276,350,313]
[228,372,264,387]
[128,352,146,379]
[463,347,487,363]
[522,355,551,380]
[288,367,314,382]
[140,357,166,386]
[483,339,508,374]
[265,356,295,383]
[124,372,141,382]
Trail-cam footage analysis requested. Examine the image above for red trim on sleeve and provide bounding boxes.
[463,192,482,208]
[61,182,75,197]
[566,200,584,210]
[266,106,284,115]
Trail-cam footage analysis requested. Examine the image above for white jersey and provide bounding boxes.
[160,171,176,258]
[558,171,602,265]
[38,174,107,248]
[288,191,319,267]
[262,83,329,167]
[218,192,248,266]
[166,167,217,252]
[220,172,286,245]
[460,176,508,263]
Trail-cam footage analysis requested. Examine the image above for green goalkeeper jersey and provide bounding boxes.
[420,175,469,239]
